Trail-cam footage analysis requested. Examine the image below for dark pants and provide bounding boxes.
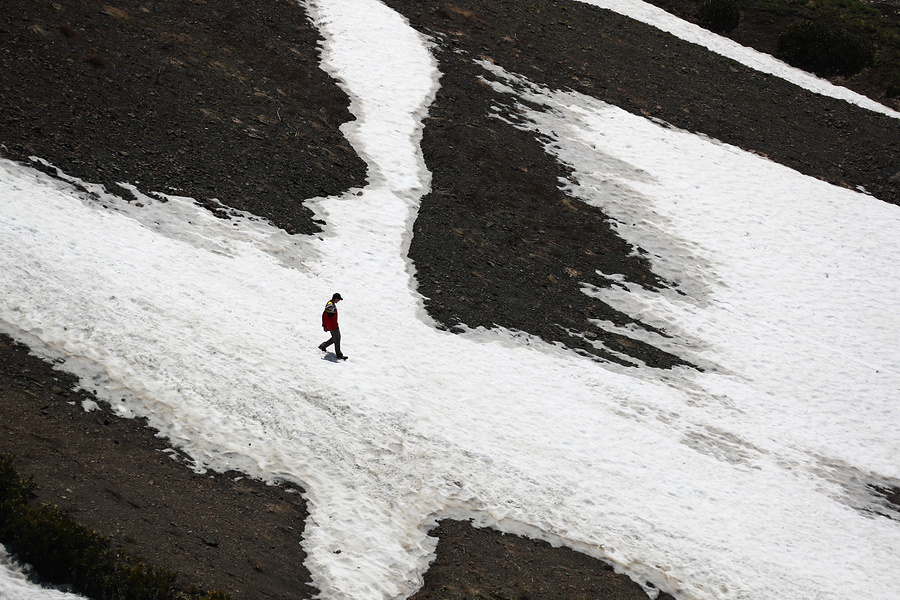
[321,328,341,356]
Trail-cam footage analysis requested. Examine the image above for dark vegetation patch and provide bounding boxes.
[697,0,743,32]
[777,19,876,77]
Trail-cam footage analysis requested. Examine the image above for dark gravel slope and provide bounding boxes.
[384,0,899,365]
[0,0,366,233]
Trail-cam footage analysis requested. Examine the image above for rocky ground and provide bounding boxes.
[1,0,899,598]
[394,0,900,368]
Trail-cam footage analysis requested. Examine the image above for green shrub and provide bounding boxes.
[697,0,741,33]
[884,74,900,97]
[777,20,875,77]
[0,454,36,507]
[0,454,227,600]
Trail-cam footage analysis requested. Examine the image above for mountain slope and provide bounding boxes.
[1,0,898,598]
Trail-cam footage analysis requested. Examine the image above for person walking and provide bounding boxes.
[318,293,346,360]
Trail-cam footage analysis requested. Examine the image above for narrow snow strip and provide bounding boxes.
[577,0,900,118]
[304,0,437,194]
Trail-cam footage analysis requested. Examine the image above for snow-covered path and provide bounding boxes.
[2,0,900,599]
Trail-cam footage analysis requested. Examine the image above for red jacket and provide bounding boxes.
[322,301,339,331]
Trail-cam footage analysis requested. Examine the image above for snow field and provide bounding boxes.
[479,66,900,474]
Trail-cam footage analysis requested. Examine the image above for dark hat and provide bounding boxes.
[332,293,343,300]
